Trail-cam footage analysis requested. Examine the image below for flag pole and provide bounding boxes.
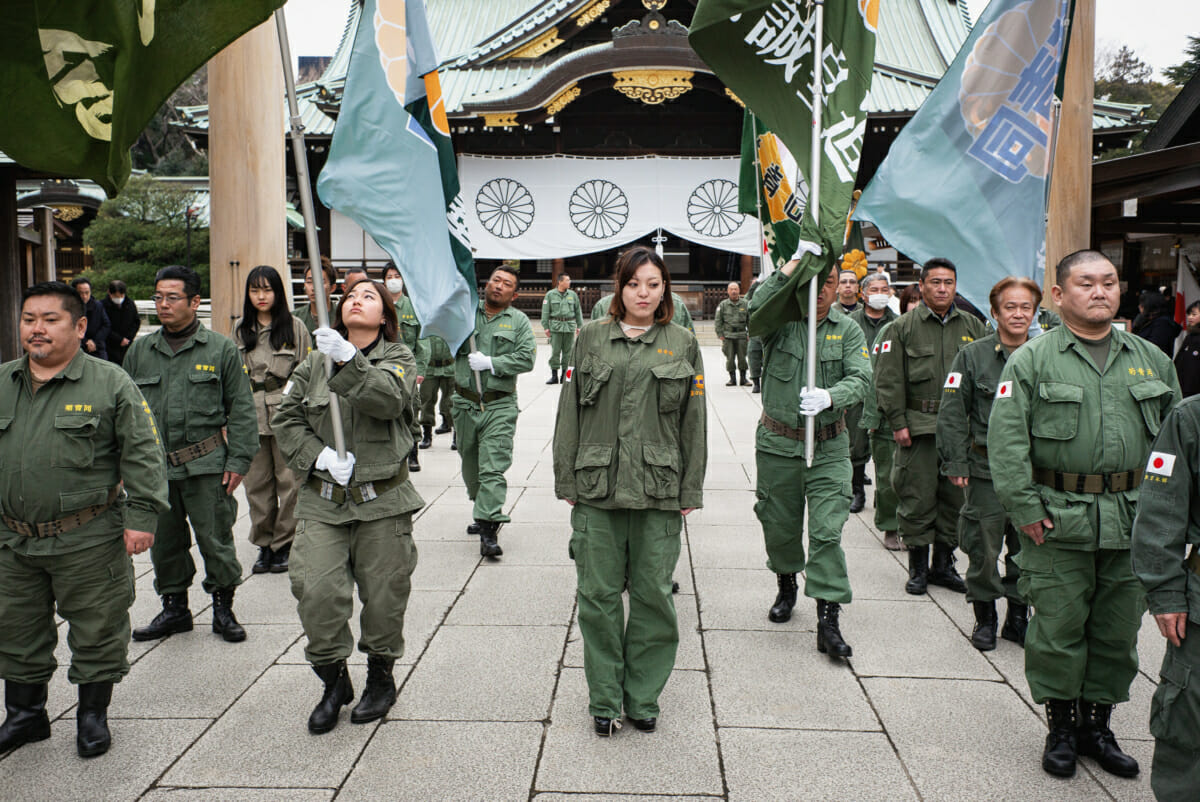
[274,8,347,459]
[804,0,826,467]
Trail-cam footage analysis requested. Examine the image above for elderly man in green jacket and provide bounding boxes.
[542,272,583,384]
[715,281,751,387]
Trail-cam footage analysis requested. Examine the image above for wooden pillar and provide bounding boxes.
[36,207,56,283]
[208,19,286,336]
[1044,0,1094,293]
[551,257,564,283]
[739,253,754,292]
[0,169,19,361]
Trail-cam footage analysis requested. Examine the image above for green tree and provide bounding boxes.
[1164,35,1200,86]
[1093,44,1182,160]
[132,67,209,176]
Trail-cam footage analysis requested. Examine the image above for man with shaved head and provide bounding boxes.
[715,281,751,386]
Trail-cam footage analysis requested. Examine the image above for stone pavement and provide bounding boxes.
[0,343,1165,801]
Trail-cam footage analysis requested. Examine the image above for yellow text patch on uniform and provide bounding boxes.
[995,381,1013,399]
[944,372,962,389]
[1146,451,1176,477]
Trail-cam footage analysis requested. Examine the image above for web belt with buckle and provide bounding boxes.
[166,433,223,467]
[3,487,122,538]
[306,473,404,505]
[759,412,846,442]
[1032,467,1143,494]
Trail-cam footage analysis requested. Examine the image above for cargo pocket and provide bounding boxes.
[577,354,612,406]
[652,360,695,414]
[574,445,613,500]
[187,370,224,440]
[643,443,681,499]
[1150,649,1197,749]
[1038,486,1097,547]
[1130,379,1173,438]
[59,486,111,513]
[52,414,100,468]
[132,374,161,407]
[1032,382,1082,440]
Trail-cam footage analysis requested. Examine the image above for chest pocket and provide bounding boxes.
[577,354,612,406]
[490,328,515,355]
[52,414,101,469]
[268,347,299,381]
[652,360,695,414]
[904,342,938,386]
[1130,379,1174,437]
[765,336,802,382]
[187,370,224,425]
[818,337,845,385]
[1032,382,1083,440]
[133,374,161,407]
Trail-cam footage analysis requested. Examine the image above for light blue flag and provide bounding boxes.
[854,0,1073,312]
[317,0,476,352]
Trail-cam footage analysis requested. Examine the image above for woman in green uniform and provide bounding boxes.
[272,280,423,734]
[234,266,311,574]
[553,246,707,736]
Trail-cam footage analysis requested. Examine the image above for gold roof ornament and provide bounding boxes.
[505,28,563,60]
[725,88,745,108]
[54,205,84,222]
[642,0,667,9]
[546,83,582,115]
[483,113,519,128]
[612,70,693,105]
[572,0,611,27]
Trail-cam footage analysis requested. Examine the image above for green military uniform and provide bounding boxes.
[553,318,706,720]
[936,334,1022,603]
[875,304,987,548]
[591,293,694,334]
[0,351,168,685]
[860,324,899,532]
[715,296,751,379]
[123,324,260,595]
[989,324,1178,704]
[847,305,897,486]
[1038,307,1061,331]
[452,300,537,523]
[541,287,583,372]
[745,278,765,387]
[751,272,871,602]
[394,296,428,441]
[419,334,455,428]
[272,342,423,665]
[1130,397,1200,801]
[295,303,332,338]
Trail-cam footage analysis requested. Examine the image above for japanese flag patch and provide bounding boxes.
[872,342,880,355]
[1146,451,1176,477]
[944,372,962,389]
[881,341,892,353]
[564,367,573,383]
[994,381,1013,399]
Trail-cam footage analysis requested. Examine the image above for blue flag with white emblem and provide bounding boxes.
[854,0,1074,311]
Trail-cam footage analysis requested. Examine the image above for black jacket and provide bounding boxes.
[1175,329,1200,398]
[81,297,111,361]
[1136,314,1181,358]
[102,295,140,364]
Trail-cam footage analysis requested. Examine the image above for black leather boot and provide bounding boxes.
[905,545,930,595]
[849,465,866,513]
[0,681,51,754]
[132,592,192,641]
[308,661,354,734]
[928,542,967,593]
[479,521,503,558]
[546,369,558,384]
[768,572,798,623]
[350,655,396,724]
[816,600,852,658]
[467,520,482,535]
[450,431,457,451]
[252,546,272,574]
[751,377,761,394]
[1042,699,1078,777]
[970,600,998,651]
[739,370,751,386]
[211,588,246,643]
[75,682,112,757]
[408,444,420,472]
[270,544,290,574]
[1001,601,1029,646]
[419,424,433,449]
[593,716,619,736]
[435,415,452,434]
[1077,701,1139,777]
[726,370,736,386]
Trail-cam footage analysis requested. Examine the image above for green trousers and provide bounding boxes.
[244,434,298,552]
[722,337,748,373]
[152,474,242,595]
[748,337,763,380]
[420,375,454,426]
[1015,541,1144,704]
[570,504,682,719]
[846,403,869,467]
[549,331,575,371]
[0,537,133,685]
[869,431,899,532]
[754,449,853,603]
[451,397,518,523]
[959,477,1021,603]
[289,515,417,665]
[1150,620,1200,802]
[892,435,962,548]
[409,391,421,439]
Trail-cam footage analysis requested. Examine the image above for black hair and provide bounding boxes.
[381,262,401,281]
[492,263,520,287]
[69,276,92,291]
[921,257,957,277]
[155,265,202,297]
[23,281,85,323]
[1188,300,1200,316]
[556,272,570,284]
[107,279,127,295]
[237,265,297,352]
[1056,249,1110,284]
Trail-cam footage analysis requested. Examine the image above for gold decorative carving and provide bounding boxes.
[612,70,693,105]
[642,0,667,9]
[483,113,519,128]
[505,28,563,60]
[54,205,84,222]
[725,88,745,108]
[546,84,581,116]
[572,0,610,27]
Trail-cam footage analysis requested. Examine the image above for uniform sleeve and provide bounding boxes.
[937,348,973,477]
[221,340,261,475]
[714,300,727,338]
[114,375,169,533]
[676,300,695,334]
[747,271,792,337]
[491,318,537,377]
[552,337,583,501]
[328,345,416,420]
[295,322,313,364]
[1131,406,1194,615]
[987,351,1046,528]
[829,320,870,412]
[874,321,908,432]
[573,291,583,329]
[411,334,429,376]
[271,354,322,473]
[541,294,551,330]
[679,334,707,509]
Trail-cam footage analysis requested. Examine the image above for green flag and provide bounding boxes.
[0,1,286,196]
[691,0,878,334]
[738,111,803,274]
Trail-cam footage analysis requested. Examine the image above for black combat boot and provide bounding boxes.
[628,716,656,732]
[739,370,751,386]
[350,655,396,724]
[252,546,272,574]
[479,521,503,558]
[132,592,192,641]
[849,464,866,513]
[308,661,354,734]
[408,444,421,472]
[1077,701,1140,777]
[75,682,112,757]
[546,369,558,384]
[0,681,51,754]
[970,600,998,651]
[726,370,736,386]
[435,415,452,434]
[593,716,619,736]
[419,424,433,449]
[270,544,290,574]
[928,542,967,593]
[816,600,852,658]
[451,431,457,451]
[1001,601,1029,646]
[1042,699,1078,777]
[768,572,798,623]
[751,376,761,393]
[467,520,482,535]
[905,545,930,595]
[211,588,246,643]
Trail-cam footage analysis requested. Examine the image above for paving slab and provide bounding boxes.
[445,565,577,626]
[687,525,769,570]
[847,545,924,601]
[143,791,333,802]
[534,796,717,802]
[684,489,756,527]
[846,599,1001,680]
[694,567,813,632]
[484,522,575,566]
[409,540,483,591]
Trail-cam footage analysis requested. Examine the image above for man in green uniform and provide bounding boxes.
[751,265,870,658]
[715,281,751,387]
[541,273,583,384]
[746,275,766,393]
[384,267,428,473]
[990,250,1178,779]
[876,259,987,595]
[937,277,1040,652]
[592,292,694,333]
[453,265,537,557]
[0,282,168,758]
[418,333,455,447]
[836,270,860,315]
[1130,398,1200,801]
[847,274,896,513]
[124,266,260,644]
[296,260,336,337]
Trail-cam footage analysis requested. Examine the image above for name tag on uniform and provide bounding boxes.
[995,381,1013,399]
[944,372,961,389]
[282,380,294,396]
[1147,451,1176,477]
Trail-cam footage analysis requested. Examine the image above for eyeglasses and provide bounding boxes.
[151,293,191,304]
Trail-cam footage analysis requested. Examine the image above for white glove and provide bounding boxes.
[314,327,357,363]
[467,351,494,373]
[799,386,832,417]
[315,446,356,486]
[791,239,823,261]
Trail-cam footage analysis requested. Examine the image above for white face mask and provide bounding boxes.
[867,293,890,310]
[385,278,404,296]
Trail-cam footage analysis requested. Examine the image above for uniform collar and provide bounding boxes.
[13,348,88,387]
[1056,323,1125,353]
[478,299,514,321]
[153,319,208,355]
[606,319,664,343]
[917,303,959,323]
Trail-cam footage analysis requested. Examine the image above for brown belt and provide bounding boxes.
[429,358,454,368]
[250,376,286,393]
[306,473,404,505]
[971,441,988,458]
[3,487,121,538]
[1032,467,1143,494]
[551,316,576,322]
[456,386,511,404]
[907,398,941,414]
[166,432,224,467]
[760,412,846,443]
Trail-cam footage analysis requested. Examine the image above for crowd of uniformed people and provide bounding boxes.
[0,247,1196,800]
